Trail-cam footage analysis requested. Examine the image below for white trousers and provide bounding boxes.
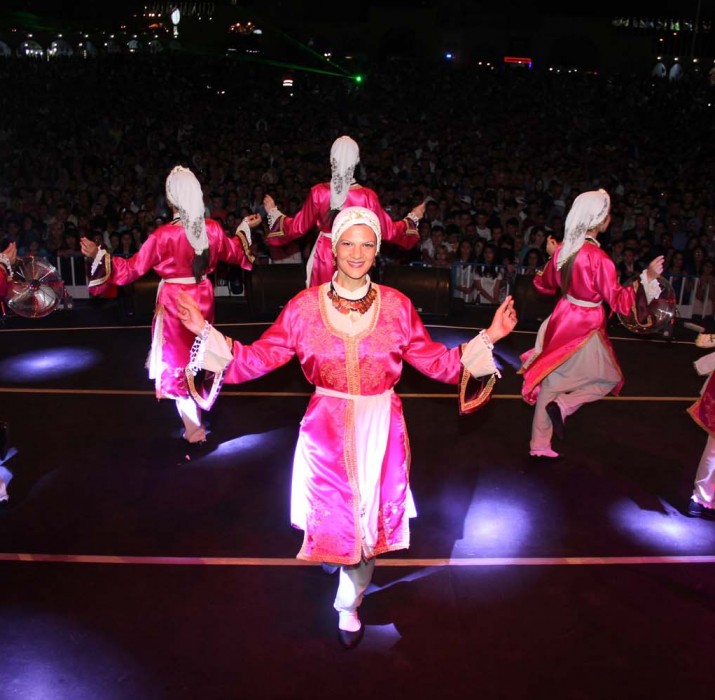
[175,396,206,443]
[530,334,620,451]
[693,435,715,507]
[333,558,376,613]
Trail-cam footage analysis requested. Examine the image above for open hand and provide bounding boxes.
[646,255,665,281]
[243,213,263,228]
[263,194,276,212]
[177,291,206,336]
[411,201,426,220]
[80,237,99,259]
[485,295,517,343]
[1,241,17,265]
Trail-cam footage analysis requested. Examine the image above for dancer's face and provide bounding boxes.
[334,224,377,290]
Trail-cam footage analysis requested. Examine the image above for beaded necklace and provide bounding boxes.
[327,282,377,315]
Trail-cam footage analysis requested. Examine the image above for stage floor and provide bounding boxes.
[0,299,713,699]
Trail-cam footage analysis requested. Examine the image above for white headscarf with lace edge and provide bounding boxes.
[165,165,208,255]
[329,136,359,211]
[556,189,610,270]
[331,206,381,255]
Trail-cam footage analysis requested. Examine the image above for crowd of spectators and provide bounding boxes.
[0,52,713,313]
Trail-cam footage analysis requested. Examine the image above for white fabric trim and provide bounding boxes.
[0,253,13,276]
[330,136,359,211]
[460,333,500,379]
[237,218,253,246]
[694,351,715,378]
[566,294,602,308]
[639,270,662,303]
[188,324,234,374]
[557,190,610,270]
[91,248,109,276]
[316,385,394,557]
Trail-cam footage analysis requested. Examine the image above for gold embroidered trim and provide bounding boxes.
[87,250,112,288]
[318,282,382,342]
[404,216,419,237]
[265,214,287,239]
[185,368,224,411]
[459,361,496,413]
[234,227,255,263]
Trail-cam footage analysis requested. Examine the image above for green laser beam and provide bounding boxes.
[228,52,354,79]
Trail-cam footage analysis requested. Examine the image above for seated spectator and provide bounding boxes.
[473,243,503,304]
[692,259,715,321]
[452,239,477,304]
[522,248,545,276]
[664,250,691,304]
[617,246,643,283]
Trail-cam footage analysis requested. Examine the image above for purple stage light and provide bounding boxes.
[0,347,102,382]
[451,490,539,558]
[609,500,715,552]
[0,610,161,698]
[211,429,291,457]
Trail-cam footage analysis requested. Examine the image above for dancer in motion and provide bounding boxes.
[519,189,664,458]
[263,135,424,286]
[0,241,16,481]
[685,346,715,520]
[176,206,517,648]
[80,165,260,446]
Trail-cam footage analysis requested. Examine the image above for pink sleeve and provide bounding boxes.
[87,236,162,296]
[593,252,635,315]
[223,302,297,384]
[0,268,7,299]
[402,302,462,384]
[533,257,559,295]
[265,188,322,246]
[367,191,420,251]
[213,222,254,271]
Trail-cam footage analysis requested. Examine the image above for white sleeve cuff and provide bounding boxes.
[266,207,282,229]
[640,270,662,303]
[460,331,501,379]
[91,248,109,275]
[236,220,252,246]
[188,323,234,375]
[694,351,715,377]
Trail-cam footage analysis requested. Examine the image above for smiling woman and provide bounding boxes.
[175,205,518,648]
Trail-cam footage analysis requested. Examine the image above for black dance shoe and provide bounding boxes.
[686,500,715,520]
[545,402,565,440]
[338,624,364,649]
[0,421,9,461]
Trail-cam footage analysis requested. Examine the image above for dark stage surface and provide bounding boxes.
[0,298,713,699]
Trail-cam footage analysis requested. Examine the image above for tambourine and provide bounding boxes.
[617,275,676,337]
[6,256,66,318]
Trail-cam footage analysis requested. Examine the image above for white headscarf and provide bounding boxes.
[556,189,610,270]
[165,165,208,255]
[331,206,381,254]
[329,136,359,211]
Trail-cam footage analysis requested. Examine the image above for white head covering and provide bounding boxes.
[329,136,359,211]
[165,165,208,255]
[556,189,610,270]
[331,206,381,254]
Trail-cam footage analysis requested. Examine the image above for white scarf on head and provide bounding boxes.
[556,189,610,270]
[331,206,382,254]
[165,165,208,255]
[329,136,359,211]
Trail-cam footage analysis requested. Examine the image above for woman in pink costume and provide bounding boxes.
[0,241,16,472]
[80,166,259,445]
[685,348,715,520]
[262,135,425,286]
[177,206,517,648]
[519,189,664,458]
